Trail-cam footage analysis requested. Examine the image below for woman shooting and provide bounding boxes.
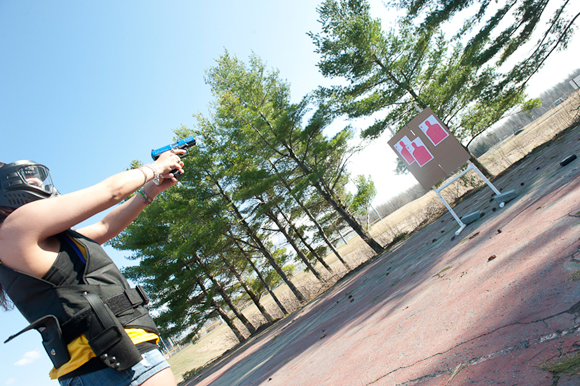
[0,149,184,386]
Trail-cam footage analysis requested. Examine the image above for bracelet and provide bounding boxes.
[143,164,161,186]
[136,167,148,185]
[137,188,153,205]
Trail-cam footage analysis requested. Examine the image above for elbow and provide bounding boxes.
[105,181,131,204]
[111,189,126,203]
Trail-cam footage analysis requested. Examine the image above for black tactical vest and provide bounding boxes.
[0,230,158,371]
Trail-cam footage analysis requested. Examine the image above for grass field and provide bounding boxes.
[168,90,580,384]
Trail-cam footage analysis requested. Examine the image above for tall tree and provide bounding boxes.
[193,252,256,334]
[347,174,377,230]
[255,193,326,281]
[308,0,578,176]
[195,133,307,303]
[221,220,290,316]
[172,125,294,316]
[197,278,246,343]
[392,0,579,89]
[217,251,276,323]
[266,157,351,270]
[228,151,328,281]
[205,51,385,255]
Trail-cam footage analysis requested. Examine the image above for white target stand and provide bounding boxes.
[434,161,516,235]
[388,107,517,237]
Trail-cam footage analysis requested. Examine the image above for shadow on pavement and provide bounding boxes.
[188,124,580,386]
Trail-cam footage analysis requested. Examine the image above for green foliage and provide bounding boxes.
[395,0,579,85]
[310,0,578,154]
[538,351,580,377]
[391,231,409,245]
[111,51,383,339]
[204,51,381,253]
[522,98,543,115]
[394,157,408,175]
[347,174,377,216]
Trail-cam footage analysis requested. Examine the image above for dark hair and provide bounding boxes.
[0,207,14,309]
[0,162,9,222]
[0,161,8,221]
[0,162,14,309]
[0,206,14,223]
[0,285,11,310]
[0,207,13,309]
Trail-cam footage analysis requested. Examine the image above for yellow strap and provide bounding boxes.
[49,329,159,379]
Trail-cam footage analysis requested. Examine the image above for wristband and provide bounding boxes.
[137,188,153,205]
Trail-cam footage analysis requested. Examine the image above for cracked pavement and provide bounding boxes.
[188,124,580,386]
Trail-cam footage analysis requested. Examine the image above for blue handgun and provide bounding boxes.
[151,136,196,178]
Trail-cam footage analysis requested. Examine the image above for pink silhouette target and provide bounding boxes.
[419,115,448,146]
[394,137,415,165]
[410,138,433,167]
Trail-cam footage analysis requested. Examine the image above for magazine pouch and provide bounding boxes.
[83,292,142,371]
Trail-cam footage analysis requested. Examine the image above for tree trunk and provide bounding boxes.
[267,159,350,270]
[208,170,306,303]
[252,113,383,256]
[228,229,289,316]
[219,253,275,324]
[197,279,245,343]
[285,147,384,255]
[274,201,333,274]
[314,179,383,255]
[194,253,256,334]
[262,204,324,282]
[466,148,493,179]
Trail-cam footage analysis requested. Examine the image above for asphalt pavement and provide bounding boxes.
[188,124,580,386]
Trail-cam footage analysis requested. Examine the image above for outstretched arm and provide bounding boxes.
[0,150,184,277]
[77,175,178,244]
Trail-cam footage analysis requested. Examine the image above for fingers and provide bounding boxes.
[161,150,181,162]
[160,169,182,182]
[155,150,185,177]
[150,148,186,186]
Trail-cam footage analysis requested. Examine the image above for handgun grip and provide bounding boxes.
[171,169,184,179]
[169,148,189,179]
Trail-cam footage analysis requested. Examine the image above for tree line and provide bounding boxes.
[111,53,382,342]
[111,0,579,343]
[469,67,580,157]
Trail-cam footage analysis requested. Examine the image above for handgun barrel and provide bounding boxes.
[151,136,196,160]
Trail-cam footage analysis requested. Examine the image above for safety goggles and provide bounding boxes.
[17,164,55,193]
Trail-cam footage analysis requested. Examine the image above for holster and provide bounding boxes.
[83,292,142,371]
[4,286,150,371]
[4,315,71,369]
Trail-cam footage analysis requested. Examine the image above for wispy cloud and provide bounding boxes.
[14,350,41,366]
[5,378,16,385]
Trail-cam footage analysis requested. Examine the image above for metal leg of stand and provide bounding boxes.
[468,161,513,208]
[434,189,466,235]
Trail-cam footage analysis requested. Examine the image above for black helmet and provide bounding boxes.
[0,160,60,209]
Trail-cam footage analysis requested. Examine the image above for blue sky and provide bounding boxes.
[0,1,578,385]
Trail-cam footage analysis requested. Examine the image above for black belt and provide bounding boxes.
[4,286,149,370]
[61,286,149,344]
